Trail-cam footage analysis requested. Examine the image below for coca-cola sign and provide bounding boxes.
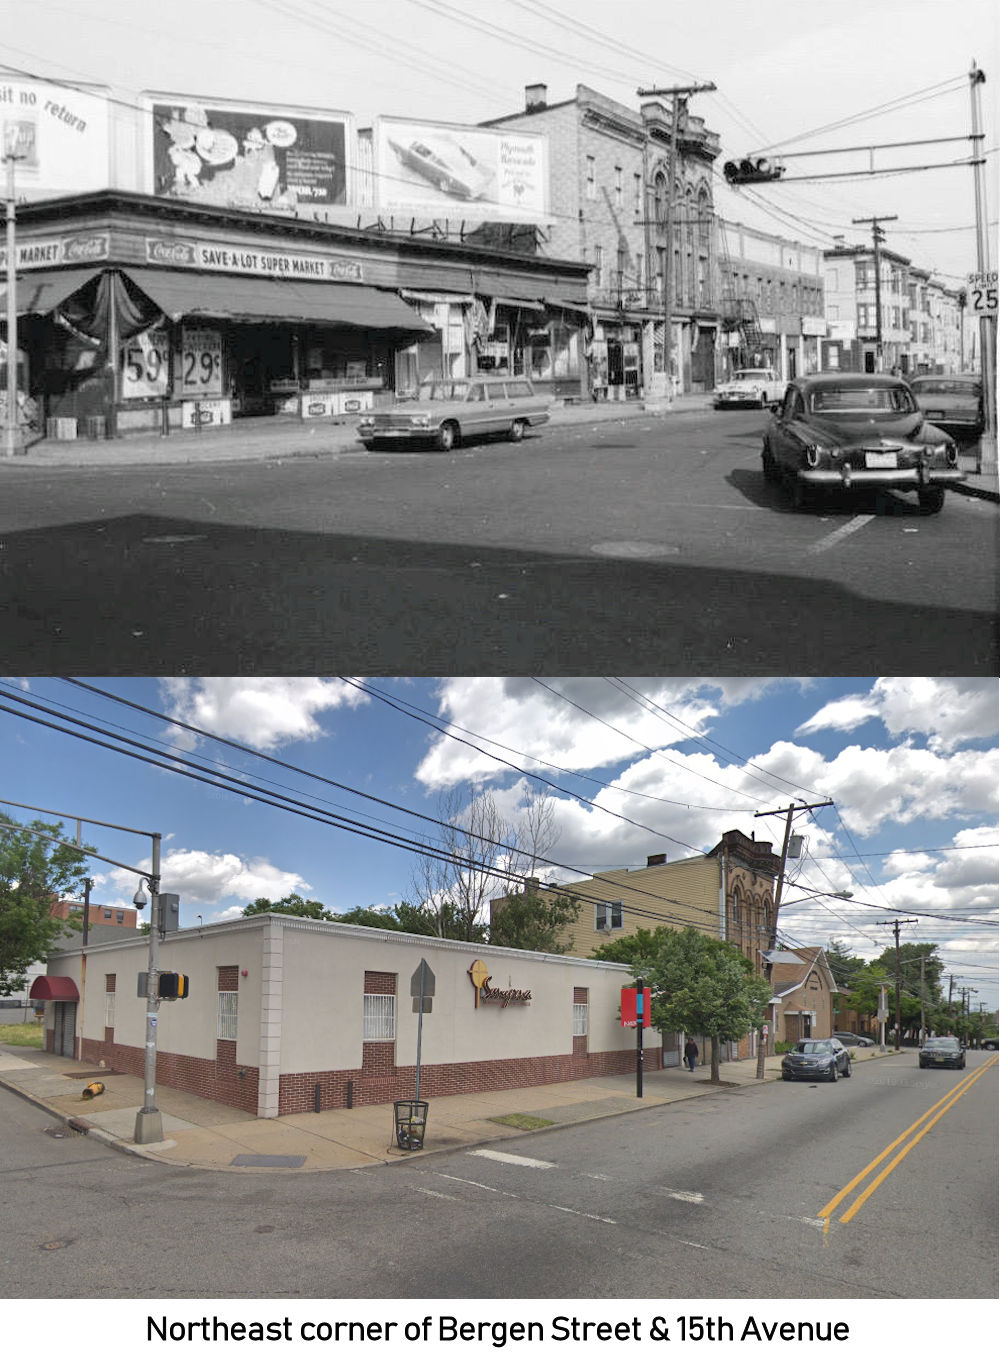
[62,234,110,263]
[146,238,197,266]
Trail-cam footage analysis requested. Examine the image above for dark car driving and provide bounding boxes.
[781,1038,852,1082]
[918,1037,966,1069]
[762,373,965,513]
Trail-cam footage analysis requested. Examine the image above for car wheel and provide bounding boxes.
[761,443,780,484]
[788,473,810,509]
[508,419,526,442]
[918,486,945,514]
[843,1060,852,1077]
[782,1072,791,1081]
[829,1063,839,1082]
[760,393,768,409]
[435,421,459,452]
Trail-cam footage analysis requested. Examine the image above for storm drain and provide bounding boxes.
[230,1153,305,1168]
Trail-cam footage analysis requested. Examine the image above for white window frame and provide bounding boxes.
[363,992,396,1042]
[217,990,238,1041]
[573,1002,589,1037]
[595,900,624,932]
[104,990,115,1029]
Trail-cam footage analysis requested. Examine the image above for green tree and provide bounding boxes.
[591,926,671,967]
[825,938,868,988]
[642,926,773,1084]
[332,905,405,930]
[488,886,581,953]
[241,894,334,921]
[0,814,91,996]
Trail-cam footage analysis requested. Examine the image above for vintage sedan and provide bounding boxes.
[762,373,965,513]
[714,367,785,409]
[781,1038,852,1082]
[908,374,984,439]
[358,376,550,452]
[918,1037,966,1069]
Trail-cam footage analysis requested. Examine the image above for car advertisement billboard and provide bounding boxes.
[374,117,549,224]
[145,94,352,218]
[0,78,111,198]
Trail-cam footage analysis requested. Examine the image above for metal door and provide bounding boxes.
[53,1001,76,1058]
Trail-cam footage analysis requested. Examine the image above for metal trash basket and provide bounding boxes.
[393,1100,428,1151]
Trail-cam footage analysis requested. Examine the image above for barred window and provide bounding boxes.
[104,990,116,1029]
[363,992,396,1042]
[218,990,238,1041]
[573,1003,589,1037]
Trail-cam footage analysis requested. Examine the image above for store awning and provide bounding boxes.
[490,296,545,311]
[12,267,103,316]
[120,268,434,333]
[29,975,80,1001]
[400,289,476,305]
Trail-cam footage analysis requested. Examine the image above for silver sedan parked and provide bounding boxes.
[781,1038,852,1082]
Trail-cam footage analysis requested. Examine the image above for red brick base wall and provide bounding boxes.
[80,1036,259,1114]
[79,1039,660,1118]
[279,1044,659,1115]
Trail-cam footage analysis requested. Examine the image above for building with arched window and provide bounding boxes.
[482,83,721,400]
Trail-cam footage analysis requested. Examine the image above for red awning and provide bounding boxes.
[29,975,80,1001]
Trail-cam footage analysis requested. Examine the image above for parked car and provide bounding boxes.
[908,374,983,440]
[388,135,493,201]
[981,1037,999,1051]
[358,376,551,452]
[762,373,965,513]
[832,1031,875,1047]
[918,1037,966,1069]
[714,367,785,409]
[781,1038,852,1082]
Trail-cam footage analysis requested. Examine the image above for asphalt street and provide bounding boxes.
[3,1050,996,1301]
[1,409,996,674]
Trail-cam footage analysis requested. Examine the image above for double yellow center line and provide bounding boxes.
[819,1055,998,1230]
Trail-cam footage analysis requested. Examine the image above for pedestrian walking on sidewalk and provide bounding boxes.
[684,1038,699,1072]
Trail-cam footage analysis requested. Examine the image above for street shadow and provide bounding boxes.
[727,467,945,518]
[1,512,996,676]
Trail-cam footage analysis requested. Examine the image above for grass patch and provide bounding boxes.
[0,1022,44,1048]
[488,1112,554,1131]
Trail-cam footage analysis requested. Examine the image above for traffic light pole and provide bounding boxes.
[969,61,997,473]
[853,215,897,371]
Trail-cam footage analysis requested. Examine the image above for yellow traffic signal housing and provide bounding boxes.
[158,972,189,1000]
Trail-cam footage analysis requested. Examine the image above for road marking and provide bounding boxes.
[469,1149,556,1169]
[414,1187,459,1201]
[819,1056,997,1229]
[807,515,872,555]
[656,1188,706,1204]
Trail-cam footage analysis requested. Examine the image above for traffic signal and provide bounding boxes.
[137,972,190,999]
[723,157,786,185]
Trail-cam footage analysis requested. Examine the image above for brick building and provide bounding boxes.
[483,83,722,399]
[38,915,659,1117]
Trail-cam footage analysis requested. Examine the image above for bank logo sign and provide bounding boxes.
[468,960,532,1009]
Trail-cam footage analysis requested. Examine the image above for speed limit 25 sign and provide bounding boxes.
[967,271,998,315]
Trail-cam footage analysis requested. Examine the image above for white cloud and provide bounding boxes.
[157,677,368,751]
[797,678,998,751]
[106,850,309,911]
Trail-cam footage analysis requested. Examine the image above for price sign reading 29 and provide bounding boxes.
[177,329,223,397]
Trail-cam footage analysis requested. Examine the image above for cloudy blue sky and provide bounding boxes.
[1,676,996,1008]
[2,0,995,282]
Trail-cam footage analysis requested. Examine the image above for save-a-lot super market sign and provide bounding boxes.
[144,236,363,281]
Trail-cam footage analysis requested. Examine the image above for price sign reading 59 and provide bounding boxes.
[967,271,998,316]
[122,330,169,399]
[176,328,223,397]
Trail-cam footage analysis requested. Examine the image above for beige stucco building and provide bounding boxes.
[38,914,660,1118]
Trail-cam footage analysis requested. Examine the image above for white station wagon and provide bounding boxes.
[359,376,551,452]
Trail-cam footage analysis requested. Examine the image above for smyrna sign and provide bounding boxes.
[467,959,531,1009]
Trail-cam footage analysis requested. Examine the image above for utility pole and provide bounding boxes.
[637,81,716,405]
[3,124,29,458]
[919,955,926,1045]
[969,60,997,474]
[852,215,898,371]
[752,799,834,1078]
[876,918,917,1049]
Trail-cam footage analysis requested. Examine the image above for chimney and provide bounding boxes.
[525,83,548,112]
[646,853,667,867]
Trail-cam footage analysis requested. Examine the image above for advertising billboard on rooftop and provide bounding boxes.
[373,117,549,224]
[0,78,111,199]
[145,93,352,218]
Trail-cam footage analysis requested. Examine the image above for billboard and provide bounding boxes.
[146,94,352,218]
[0,78,111,198]
[374,117,549,224]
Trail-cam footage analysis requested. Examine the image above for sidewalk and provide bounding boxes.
[4,395,994,501]
[0,1041,901,1174]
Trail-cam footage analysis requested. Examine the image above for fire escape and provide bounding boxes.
[717,224,767,369]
